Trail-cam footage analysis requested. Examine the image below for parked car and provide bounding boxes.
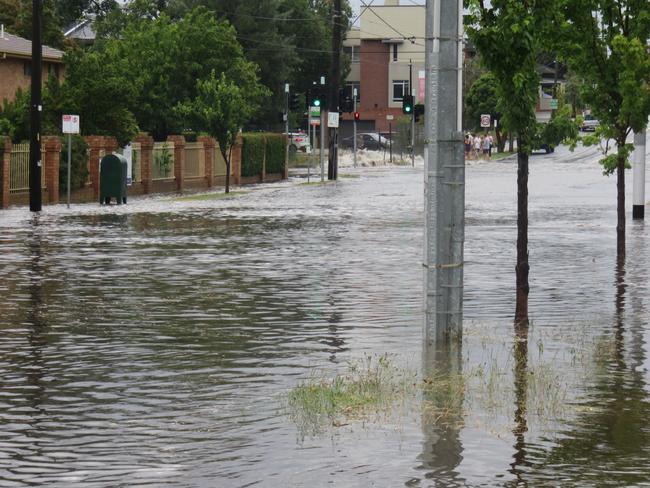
[340,132,389,151]
[286,132,311,153]
[580,114,599,132]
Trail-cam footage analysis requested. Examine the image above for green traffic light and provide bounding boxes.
[405,106,412,113]
[314,100,321,107]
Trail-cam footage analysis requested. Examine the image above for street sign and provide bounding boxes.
[328,112,339,128]
[550,99,559,109]
[480,114,491,128]
[386,114,394,121]
[123,144,133,186]
[310,106,321,126]
[62,114,80,134]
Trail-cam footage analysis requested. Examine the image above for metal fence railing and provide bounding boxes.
[10,144,46,193]
[184,142,205,179]
[152,142,175,181]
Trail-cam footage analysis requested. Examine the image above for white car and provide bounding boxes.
[286,132,312,153]
[581,114,599,132]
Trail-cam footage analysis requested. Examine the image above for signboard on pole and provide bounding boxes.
[549,99,559,109]
[123,144,133,186]
[480,114,491,128]
[328,112,339,128]
[310,106,321,126]
[62,114,80,134]
[418,70,425,103]
[386,114,394,121]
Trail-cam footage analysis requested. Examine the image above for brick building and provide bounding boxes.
[0,26,65,104]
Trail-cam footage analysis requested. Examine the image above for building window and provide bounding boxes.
[343,46,360,63]
[23,61,31,76]
[392,80,410,101]
[345,82,360,102]
[392,44,398,62]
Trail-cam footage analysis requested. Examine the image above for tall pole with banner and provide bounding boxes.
[62,115,80,208]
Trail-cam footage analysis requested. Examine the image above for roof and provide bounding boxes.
[64,18,96,42]
[0,32,65,62]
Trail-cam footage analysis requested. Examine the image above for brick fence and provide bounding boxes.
[1,133,286,209]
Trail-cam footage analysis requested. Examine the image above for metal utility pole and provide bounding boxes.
[320,107,325,182]
[633,129,647,219]
[29,0,43,212]
[327,0,342,181]
[353,88,358,168]
[423,0,465,344]
[285,83,290,136]
[410,60,415,166]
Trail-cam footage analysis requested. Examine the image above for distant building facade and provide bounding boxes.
[0,27,65,103]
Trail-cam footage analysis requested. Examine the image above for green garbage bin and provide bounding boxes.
[100,154,128,205]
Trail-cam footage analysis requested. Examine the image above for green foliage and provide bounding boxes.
[5,0,66,49]
[531,106,579,152]
[264,134,287,174]
[466,0,546,150]
[241,133,265,177]
[555,0,650,173]
[0,88,30,142]
[465,73,502,132]
[59,135,89,192]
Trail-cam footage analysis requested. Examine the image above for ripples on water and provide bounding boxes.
[1,148,650,486]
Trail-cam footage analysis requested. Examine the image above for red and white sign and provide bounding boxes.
[480,114,491,128]
[62,114,80,134]
[418,70,425,103]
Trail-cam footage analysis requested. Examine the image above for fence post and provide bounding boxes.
[42,136,61,204]
[167,135,186,192]
[1,137,11,209]
[283,134,289,180]
[134,133,154,194]
[198,136,215,188]
[84,136,103,200]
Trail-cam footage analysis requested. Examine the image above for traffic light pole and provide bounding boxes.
[29,0,43,212]
[424,0,465,345]
[353,89,358,168]
[410,61,415,167]
[327,0,341,181]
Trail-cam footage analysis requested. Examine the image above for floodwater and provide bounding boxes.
[2,142,650,487]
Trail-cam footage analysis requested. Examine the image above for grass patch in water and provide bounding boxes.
[299,180,337,186]
[287,354,416,432]
[175,191,248,202]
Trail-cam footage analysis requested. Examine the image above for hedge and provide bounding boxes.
[241,133,287,177]
[59,135,89,192]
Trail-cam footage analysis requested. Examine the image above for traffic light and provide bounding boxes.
[414,104,424,122]
[354,112,360,121]
[402,95,414,114]
[289,92,300,111]
[309,87,325,108]
[338,89,354,113]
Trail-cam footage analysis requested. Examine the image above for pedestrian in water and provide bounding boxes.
[482,134,490,159]
[473,134,482,160]
[464,133,472,160]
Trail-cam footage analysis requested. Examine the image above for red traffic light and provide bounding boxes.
[354,112,360,121]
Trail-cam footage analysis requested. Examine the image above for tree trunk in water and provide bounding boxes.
[515,145,529,323]
[616,153,625,259]
[508,133,514,153]
[496,127,506,153]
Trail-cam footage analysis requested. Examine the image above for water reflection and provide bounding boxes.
[417,342,465,486]
[509,319,529,487]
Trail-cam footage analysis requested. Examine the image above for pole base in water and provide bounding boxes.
[633,205,645,220]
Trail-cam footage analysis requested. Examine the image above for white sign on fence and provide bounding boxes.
[62,114,80,134]
[328,112,339,128]
[480,114,491,128]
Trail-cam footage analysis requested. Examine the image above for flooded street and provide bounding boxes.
[2,142,650,487]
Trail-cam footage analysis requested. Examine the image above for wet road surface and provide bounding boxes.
[2,141,650,486]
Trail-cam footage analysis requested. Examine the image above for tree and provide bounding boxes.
[176,70,268,193]
[465,72,507,152]
[555,0,650,258]
[467,0,551,323]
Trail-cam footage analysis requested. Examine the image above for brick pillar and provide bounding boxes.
[42,136,61,204]
[167,135,186,192]
[84,136,103,200]
[198,136,216,188]
[230,135,243,186]
[1,137,11,209]
[134,133,154,194]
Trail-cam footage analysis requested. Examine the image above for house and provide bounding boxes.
[342,1,564,135]
[342,0,425,136]
[0,25,65,104]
